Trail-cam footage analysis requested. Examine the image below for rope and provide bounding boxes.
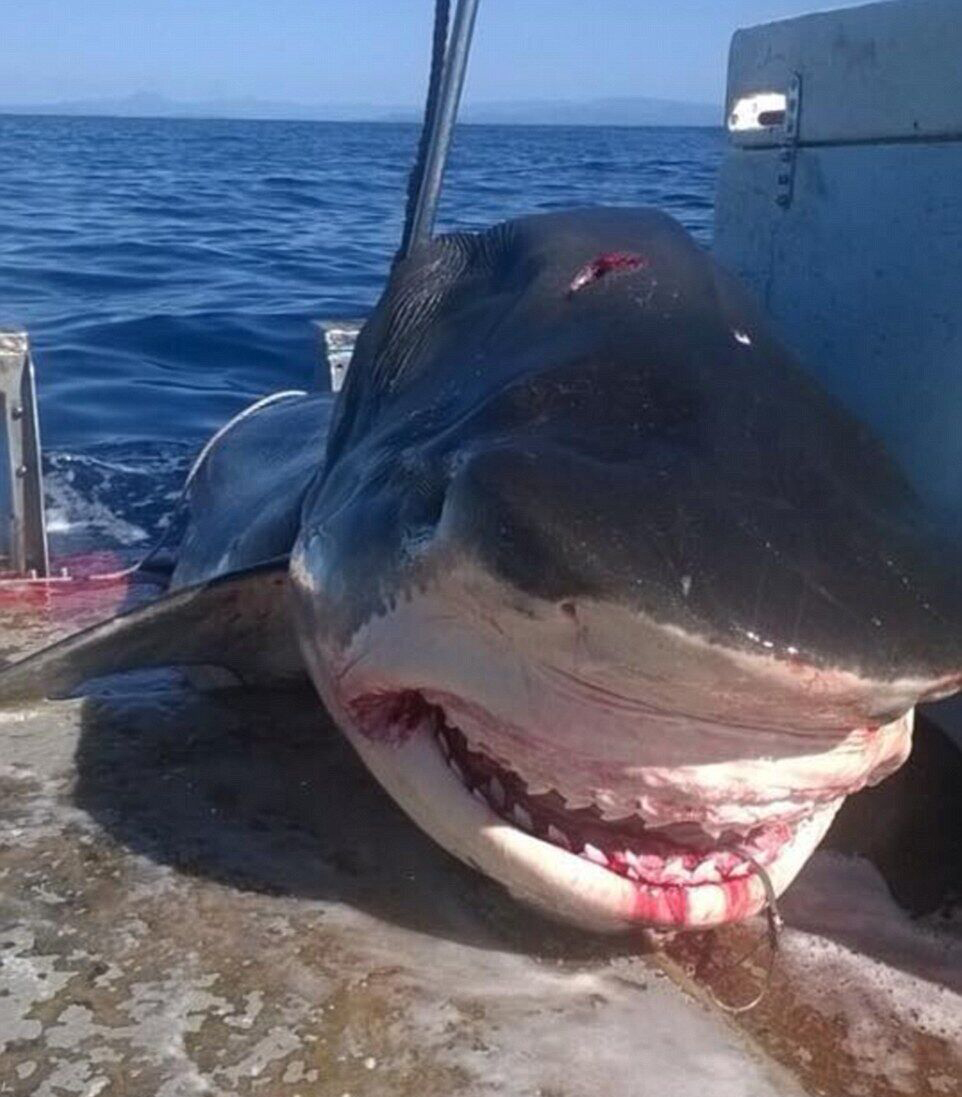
[182,390,307,491]
[397,0,452,260]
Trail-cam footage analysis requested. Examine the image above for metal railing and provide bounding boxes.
[0,331,49,577]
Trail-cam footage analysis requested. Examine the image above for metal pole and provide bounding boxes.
[402,0,480,257]
[0,332,49,577]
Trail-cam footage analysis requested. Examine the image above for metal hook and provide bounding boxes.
[704,849,784,1014]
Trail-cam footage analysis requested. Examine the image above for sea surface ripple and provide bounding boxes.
[0,115,723,548]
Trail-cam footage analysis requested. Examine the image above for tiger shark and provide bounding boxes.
[3,207,961,932]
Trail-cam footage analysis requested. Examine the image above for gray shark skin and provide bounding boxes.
[290,208,962,930]
[3,208,962,933]
[304,209,962,682]
[173,392,333,588]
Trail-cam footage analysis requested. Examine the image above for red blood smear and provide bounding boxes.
[629,882,688,926]
[628,873,765,928]
[568,252,647,294]
[720,876,757,922]
[661,884,687,924]
[350,690,435,744]
[0,552,147,623]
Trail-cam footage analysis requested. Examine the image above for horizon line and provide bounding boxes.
[0,109,723,130]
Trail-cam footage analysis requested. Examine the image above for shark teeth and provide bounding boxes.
[434,723,790,889]
[581,843,609,867]
[690,860,723,884]
[443,725,800,836]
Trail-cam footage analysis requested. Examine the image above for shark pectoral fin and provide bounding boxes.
[0,559,301,703]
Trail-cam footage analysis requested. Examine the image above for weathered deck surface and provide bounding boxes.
[1,594,959,1096]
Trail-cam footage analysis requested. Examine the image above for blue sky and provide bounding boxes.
[2,1,850,107]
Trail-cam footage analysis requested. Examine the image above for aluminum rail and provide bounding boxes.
[0,332,49,577]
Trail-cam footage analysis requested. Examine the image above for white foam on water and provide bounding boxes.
[45,473,150,546]
[41,444,193,553]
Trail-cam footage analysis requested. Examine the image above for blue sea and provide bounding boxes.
[0,115,724,553]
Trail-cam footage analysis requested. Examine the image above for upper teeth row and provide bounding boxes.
[438,734,748,883]
[441,733,571,837]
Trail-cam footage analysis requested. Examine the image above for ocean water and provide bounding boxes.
[0,115,724,551]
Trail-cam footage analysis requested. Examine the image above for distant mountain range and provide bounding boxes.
[0,91,720,128]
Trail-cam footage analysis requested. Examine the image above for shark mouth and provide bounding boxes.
[434,720,794,889]
[338,687,904,932]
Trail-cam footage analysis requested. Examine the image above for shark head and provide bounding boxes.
[291,209,962,931]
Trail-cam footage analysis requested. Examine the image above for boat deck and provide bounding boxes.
[1,590,959,1096]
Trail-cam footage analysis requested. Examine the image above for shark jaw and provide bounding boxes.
[327,687,908,932]
[291,561,920,933]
